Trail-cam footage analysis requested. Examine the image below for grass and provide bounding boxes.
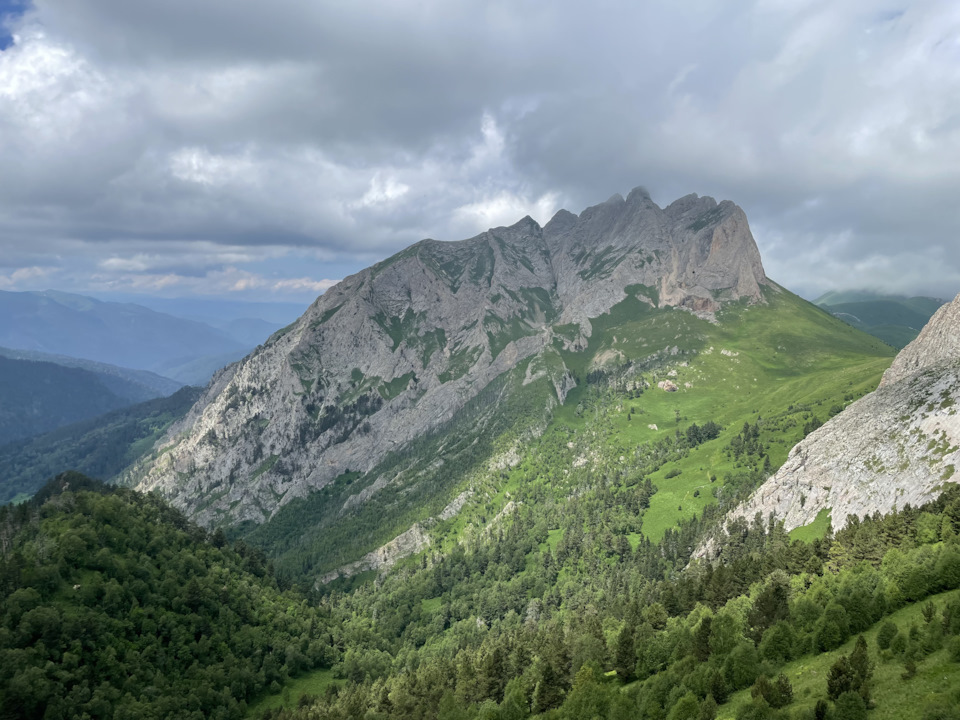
[548,286,892,542]
[246,669,339,718]
[421,597,443,613]
[717,588,960,719]
[790,508,832,543]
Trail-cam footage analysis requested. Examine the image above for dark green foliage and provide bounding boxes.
[827,655,854,700]
[0,477,331,720]
[0,356,139,448]
[247,485,960,720]
[877,620,898,650]
[0,386,201,504]
[832,691,868,720]
[614,625,636,681]
[751,673,794,708]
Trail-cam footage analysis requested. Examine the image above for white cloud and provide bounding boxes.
[0,265,55,289]
[0,1,956,300]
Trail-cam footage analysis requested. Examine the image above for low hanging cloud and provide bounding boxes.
[0,1,958,301]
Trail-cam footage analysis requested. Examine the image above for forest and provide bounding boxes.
[3,469,960,719]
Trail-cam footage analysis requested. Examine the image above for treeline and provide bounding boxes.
[0,473,335,720]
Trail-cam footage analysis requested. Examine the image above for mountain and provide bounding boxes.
[0,346,182,401]
[8,192,953,720]
[815,290,946,349]
[0,289,246,381]
[0,386,201,505]
[123,189,895,588]
[90,295,304,347]
[711,291,960,541]
[0,356,149,447]
[128,189,770,524]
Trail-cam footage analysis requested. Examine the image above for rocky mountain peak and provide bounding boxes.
[131,188,771,526]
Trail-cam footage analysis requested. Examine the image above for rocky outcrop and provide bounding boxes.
[129,187,769,526]
[703,293,960,549]
[317,523,431,586]
[880,296,960,387]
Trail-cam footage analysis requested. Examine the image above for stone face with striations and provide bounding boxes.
[129,188,768,527]
[701,293,960,553]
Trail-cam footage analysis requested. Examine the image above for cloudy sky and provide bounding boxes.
[0,0,958,303]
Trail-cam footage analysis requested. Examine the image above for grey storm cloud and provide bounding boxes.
[0,0,958,300]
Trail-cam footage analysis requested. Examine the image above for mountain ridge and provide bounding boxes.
[129,188,769,526]
[0,289,250,384]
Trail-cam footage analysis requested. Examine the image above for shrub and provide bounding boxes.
[876,621,898,650]
[833,691,868,720]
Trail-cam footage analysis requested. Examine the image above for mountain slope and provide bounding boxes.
[0,289,246,380]
[0,345,182,401]
[0,386,201,505]
[0,356,142,447]
[0,475,333,720]
[714,291,960,539]
[815,291,946,348]
[130,189,770,526]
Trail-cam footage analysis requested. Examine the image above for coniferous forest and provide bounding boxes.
[4,470,960,719]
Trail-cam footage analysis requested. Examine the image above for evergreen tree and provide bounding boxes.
[614,625,636,681]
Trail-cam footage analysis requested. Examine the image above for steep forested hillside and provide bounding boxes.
[0,356,139,447]
[0,474,335,720]
[0,387,202,505]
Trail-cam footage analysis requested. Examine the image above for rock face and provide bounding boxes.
[130,188,768,526]
[709,292,960,543]
[317,523,431,585]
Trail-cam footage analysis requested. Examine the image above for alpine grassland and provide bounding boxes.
[244,284,894,582]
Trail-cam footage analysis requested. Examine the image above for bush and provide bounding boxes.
[947,636,960,662]
[890,632,907,656]
[876,621,898,650]
[833,691,868,720]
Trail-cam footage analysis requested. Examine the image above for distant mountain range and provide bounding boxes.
[0,290,301,385]
[0,346,182,400]
[815,290,946,348]
[0,355,146,447]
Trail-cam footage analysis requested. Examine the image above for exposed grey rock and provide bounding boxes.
[439,490,474,521]
[130,188,769,526]
[317,523,431,586]
[699,293,960,556]
[880,294,960,387]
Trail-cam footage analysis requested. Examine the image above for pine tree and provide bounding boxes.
[827,655,854,700]
[614,625,636,681]
[849,634,873,703]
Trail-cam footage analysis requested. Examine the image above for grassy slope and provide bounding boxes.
[245,286,900,713]
[245,669,338,718]
[549,285,892,541]
[248,283,893,588]
[717,588,960,719]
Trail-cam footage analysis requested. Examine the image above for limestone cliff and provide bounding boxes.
[128,187,768,526]
[706,292,960,547]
